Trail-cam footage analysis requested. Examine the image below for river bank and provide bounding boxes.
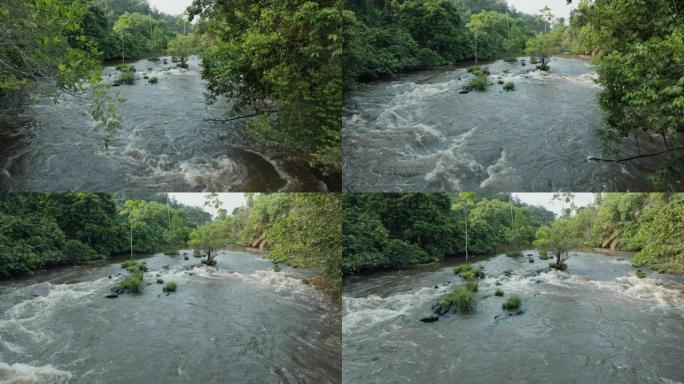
[342,250,684,383]
[0,249,341,383]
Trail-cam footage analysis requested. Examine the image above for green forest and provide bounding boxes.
[0,193,211,276]
[342,193,555,274]
[343,193,684,276]
[187,193,342,300]
[1,0,342,178]
[0,193,342,299]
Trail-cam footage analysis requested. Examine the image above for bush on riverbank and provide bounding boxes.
[440,286,476,313]
[502,295,521,310]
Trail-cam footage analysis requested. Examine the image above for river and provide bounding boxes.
[0,57,332,192]
[0,249,340,383]
[342,250,684,383]
[343,56,678,192]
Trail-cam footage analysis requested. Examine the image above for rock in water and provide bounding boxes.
[420,315,439,323]
[433,303,451,316]
[105,293,119,299]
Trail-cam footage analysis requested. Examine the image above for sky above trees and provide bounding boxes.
[169,193,247,216]
[148,0,191,15]
[508,0,576,20]
[514,193,594,216]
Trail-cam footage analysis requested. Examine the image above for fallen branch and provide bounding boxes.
[588,147,684,163]
[204,110,278,123]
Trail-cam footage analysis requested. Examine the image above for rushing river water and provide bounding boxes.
[0,249,340,383]
[343,56,678,192]
[343,250,684,383]
[0,57,332,192]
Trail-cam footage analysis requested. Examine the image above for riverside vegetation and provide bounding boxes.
[343,0,684,188]
[1,0,343,186]
[0,192,342,300]
[344,192,684,323]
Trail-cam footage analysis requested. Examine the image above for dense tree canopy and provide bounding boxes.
[342,0,539,85]
[342,193,554,274]
[0,193,210,277]
[188,0,342,175]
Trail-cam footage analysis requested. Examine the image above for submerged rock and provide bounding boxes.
[420,315,439,323]
[432,302,451,316]
[105,293,119,299]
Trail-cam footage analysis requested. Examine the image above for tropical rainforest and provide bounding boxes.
[343,193,684,276]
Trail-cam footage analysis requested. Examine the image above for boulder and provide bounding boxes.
[105,293,119,299]
[432,303,451,316]
[420,315,439,323]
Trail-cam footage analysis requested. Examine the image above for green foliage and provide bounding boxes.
[343,193,553,274]
[63,240,101,263]
[189,0,342,175]
[454,263,483,280]
[467,72,489,91]
[117,68,136,85]
[440,286,477,312]
[0,0,101,110]
[538,250,550,260]
[121,261,144,273]
[526,31,562,71]
[343,0,534,85]
[502,295,521,310]
[0,193,208,277]
[534,216,584,268]
[465,281,478,292]
[188,220,231,265]
[635,270,646,279]
[163,282,177,292]
[631,194,684,274]
[118,272,144,294]
[167,34,202,66]
[495,288,504,296]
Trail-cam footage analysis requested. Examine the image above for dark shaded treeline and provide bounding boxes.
[342,193,555,274]
[0,193,210,277]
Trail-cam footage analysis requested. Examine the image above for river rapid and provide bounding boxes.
[0,57,331,192]
[0,249,340,383]
[343,56,678,192]
[342,250,684,383]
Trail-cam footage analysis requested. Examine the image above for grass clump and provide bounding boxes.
[121,261,144,273]
[504,82,515,91]
[636,270,646,278]
[502,295,522,310]
[465,281,478,292]
[454,263,484,280]
[495,289,504,296]
[467,73,489,91]
[163,282,177,292]
[201,258,217,267]
[148,76,158,84]
[538,250,551,260]
[440,286,477,313]
[117,68,135,85]
[118,272,144,294]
